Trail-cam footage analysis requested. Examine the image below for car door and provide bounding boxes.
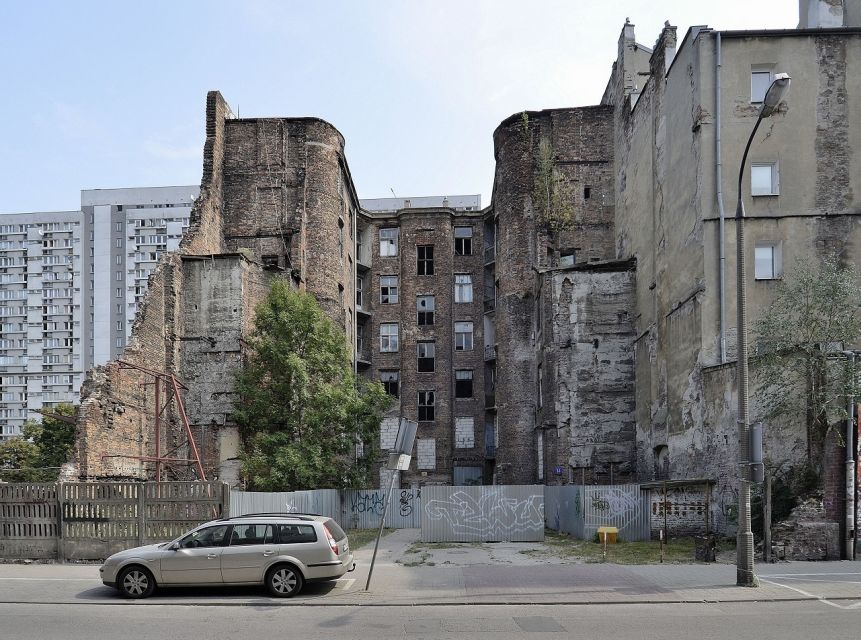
[220,523,275,583]
[160,524,228,585]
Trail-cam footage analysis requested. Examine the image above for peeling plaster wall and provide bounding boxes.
[546,264,636,484]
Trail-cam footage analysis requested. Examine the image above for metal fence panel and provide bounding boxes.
[582,484,650,541]
[544,485,584,538]
[421,485,544,542]
[230,489,342,523]
[344,488,421,529]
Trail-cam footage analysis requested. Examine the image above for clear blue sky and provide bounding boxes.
[0,0,798,214]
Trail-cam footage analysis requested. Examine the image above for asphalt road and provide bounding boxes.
[1,600,859,639]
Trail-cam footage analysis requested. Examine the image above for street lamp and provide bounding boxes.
[735,73,791,587]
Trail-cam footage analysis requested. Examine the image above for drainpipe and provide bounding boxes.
[843,350,857,560]
[715,32,727,363]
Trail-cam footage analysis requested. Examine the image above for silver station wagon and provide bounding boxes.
[100,513,354,599]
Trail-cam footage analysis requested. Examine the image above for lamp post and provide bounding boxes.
[735,73,791,587]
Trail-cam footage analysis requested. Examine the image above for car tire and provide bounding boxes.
[266,564,304,598]
[117,565,156,599]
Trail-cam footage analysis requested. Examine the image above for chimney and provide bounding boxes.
[798,0,845,28]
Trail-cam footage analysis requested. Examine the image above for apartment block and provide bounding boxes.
[0,212,83,439]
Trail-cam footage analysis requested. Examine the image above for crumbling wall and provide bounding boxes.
[547,263,636,484]
[491,105,616,484]
[770,496,841,561]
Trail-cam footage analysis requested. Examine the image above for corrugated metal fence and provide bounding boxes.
[230,488,422,530]
[421,485,545,542]
[545,484,651,541]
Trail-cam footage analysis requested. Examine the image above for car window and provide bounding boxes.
[179,525,229,549]
[228,524,272,546]
[324,519,347,541]
[274,523,317,544]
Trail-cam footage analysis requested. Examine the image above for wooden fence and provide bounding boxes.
[0,481,229,561]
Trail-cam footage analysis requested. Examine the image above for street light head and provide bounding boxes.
[761,73,791,117]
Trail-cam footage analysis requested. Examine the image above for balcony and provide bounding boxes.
[484,245,496,265]
[483,295,496,313]
[484,344,497,361]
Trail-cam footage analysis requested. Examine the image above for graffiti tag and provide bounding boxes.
[424,490,543,536]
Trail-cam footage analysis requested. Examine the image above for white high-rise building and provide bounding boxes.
[80,186,199,371]
[0,212,84,439]
[0,186,200,440]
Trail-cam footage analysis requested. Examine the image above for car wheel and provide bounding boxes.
[266,564,304,598]
[118,565,156,599]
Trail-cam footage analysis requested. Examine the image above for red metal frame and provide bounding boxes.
[100,360,207,481]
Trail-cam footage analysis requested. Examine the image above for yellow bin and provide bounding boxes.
[597,526,619,544]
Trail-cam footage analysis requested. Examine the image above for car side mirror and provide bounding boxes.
[169,542,180,551]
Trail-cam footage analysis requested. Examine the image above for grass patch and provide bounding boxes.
[533,530,734,564]
[346,528,393,550]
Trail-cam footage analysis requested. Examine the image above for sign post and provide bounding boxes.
[365,418,417,590]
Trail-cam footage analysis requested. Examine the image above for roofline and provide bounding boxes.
[719,27,861,38]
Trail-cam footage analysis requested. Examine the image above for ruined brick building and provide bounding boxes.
[73,0,861,544]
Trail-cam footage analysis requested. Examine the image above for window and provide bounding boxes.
[115,238,122,248]
[417,341,435,372]
[228,524,272,546]
[274,524,317,544]
[115,271,122,281]
[380,275,399,304]
[116,321,122,331]
[115,288,122,298]
[454,274,473,303]
[356,275,363,308]
[115,337,123,348]
[537,363,543,409]
[381,371,399,398]
[115,222,123,232]
[454,227,473,256]
[417,245,434,275]
[338,219,344,257]
[584,186,591,200]
[455,370,473,398]
[454,321,473,351]
[115,255,122,265]
[559,249,576,267]
[179,525,229,549]
[380,323,399,352]
[755,243,783,280]
[418,390,435,421]
[751,68,773,103]
[751,162,779,196]
[380,227,399,257]
[417,295,435,326]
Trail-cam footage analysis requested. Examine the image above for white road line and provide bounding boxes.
[336,578,356,590]
[760,572,861,577]
[769,577,861,585]
[0,578,98,582]
[759,577,859,610]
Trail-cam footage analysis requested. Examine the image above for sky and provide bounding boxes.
[0,0,800,214]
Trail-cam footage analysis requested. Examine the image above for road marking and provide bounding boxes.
[759,577,860,610]
[0,578,98,582]
[761,572,861,577]
[767,577,861,585]
[336,578,356,590]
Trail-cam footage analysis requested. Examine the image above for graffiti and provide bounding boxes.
[424,489,544,538]
[399,490,415,517]
[350,492,385,516]
[284,503,298,513]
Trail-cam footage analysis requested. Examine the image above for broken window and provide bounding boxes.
[454,321,473,351]
[380,275,399,304]
[417,245,434,275]
[381,370,399,398]
[454,226,473,256]
[417,341,435,373]
[454,274,473,303]
[418,390,435,421]
[417,295,435,326]
[455,370,473,398]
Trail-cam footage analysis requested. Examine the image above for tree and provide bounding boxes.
[0,437,40,482]
[233,280,391,491]
[754,254,861,468]
[533,139,574,234]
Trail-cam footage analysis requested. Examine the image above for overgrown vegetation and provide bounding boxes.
[346,528,393,551]
[753,254,861,469]
[233,280,392,491]
[532,139,574,234]
[0,403,76,482]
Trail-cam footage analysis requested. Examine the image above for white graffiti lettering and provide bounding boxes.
[424,490,544,536]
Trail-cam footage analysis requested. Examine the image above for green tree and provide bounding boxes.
[0,437,40,482]
[533,138,574,234]
[24,403,77,479]
[233,280,391,491]
[754,254,861,467]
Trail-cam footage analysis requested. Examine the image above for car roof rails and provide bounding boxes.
[217,512,321,521]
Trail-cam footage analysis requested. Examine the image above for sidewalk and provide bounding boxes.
[330,528,861,606]
[0,528,859,607]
